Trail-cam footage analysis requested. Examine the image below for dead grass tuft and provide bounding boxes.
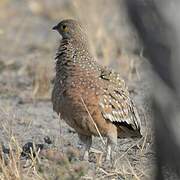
[0,138,87,180]
[32,62,51,100]
[0,137,22,180]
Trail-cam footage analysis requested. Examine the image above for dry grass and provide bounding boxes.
[0,98,153,179]
[0,0,153,179]
[0,137,22,180]
[0,137,151,180]
[0,135,86,180]
[80,96,153,179]
[0,0,141,99]
[0,104,87,180]
[32,61,51,100]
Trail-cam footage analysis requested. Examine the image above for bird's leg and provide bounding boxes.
[106,138,112,161]
[106,127,117,161]
[78,134,92,161]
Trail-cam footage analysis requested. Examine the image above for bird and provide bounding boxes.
[52,19,142,161]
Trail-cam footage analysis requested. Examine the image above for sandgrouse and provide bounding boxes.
[52,19,142,161]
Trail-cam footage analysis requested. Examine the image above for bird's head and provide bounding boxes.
[52,19,85,40]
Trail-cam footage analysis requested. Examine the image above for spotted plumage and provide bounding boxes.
[52,19,142,161]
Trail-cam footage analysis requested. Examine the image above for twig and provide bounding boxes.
[126,157,140,180]
[98,168,124,179]
[140,131,147,153]
[135,167,149,178]
[114,138,143,167]
[80,96,106,147]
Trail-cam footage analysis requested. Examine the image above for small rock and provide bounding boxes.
[21,142,44,158]
[44,136,52,144]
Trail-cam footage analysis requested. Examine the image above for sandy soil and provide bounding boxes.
[0,0,155,179]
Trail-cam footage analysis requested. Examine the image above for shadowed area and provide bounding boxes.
[125,0,180,179]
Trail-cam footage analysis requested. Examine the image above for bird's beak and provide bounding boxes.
[52,25,58,30]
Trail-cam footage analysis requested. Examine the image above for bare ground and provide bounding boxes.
[0,0,155,179]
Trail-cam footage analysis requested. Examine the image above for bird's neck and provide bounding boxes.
[56,38,94,67]
[55,38,101,84]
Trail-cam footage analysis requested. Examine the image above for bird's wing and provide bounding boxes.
[99,67,141,132]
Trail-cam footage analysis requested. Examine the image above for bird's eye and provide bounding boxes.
[61,25,68,32]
